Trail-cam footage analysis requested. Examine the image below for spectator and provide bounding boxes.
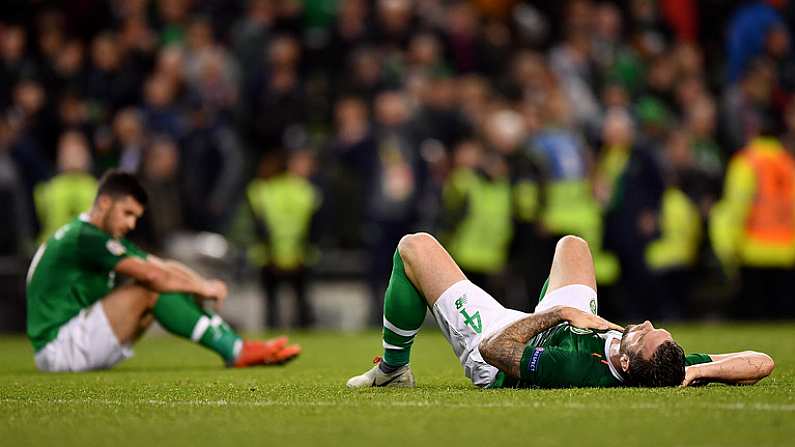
[442,138,512,298]
[726,1,785,83]
[112,107,146,174]
[549,27,601,130]
[7,80,52,192]
[0,25,37,107]
[710,121,795,319]
[602,108,666,320]
[337,46,386,102]
[49,39,86,98]
[34,131,97,242]
[721,58,777,154]
[0,116,32,255]
[243,34,306,153]
[137,135,183,251]
[231,0,275,88]
[181,101,244,232]
[247,149,322,329]
[156,0,192,45]
[84,32,140,118]
[141,74,184,140]
[442,1,481,74]
[361,90,423,326]
[645,129,703,320]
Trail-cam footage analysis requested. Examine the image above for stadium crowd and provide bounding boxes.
[2,0,795,327]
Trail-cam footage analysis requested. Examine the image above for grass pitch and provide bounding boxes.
[1,324,794,447]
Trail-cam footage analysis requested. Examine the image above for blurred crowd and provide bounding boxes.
[3,0,795,326]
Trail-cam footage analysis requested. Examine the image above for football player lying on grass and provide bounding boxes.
[347,233,774,388]
[27,170,300,372]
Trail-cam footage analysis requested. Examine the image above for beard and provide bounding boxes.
[100,203,125,238]
[618,324,635,355]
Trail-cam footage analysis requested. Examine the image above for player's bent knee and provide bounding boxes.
[397,233,436,261]
[556,235,589,253]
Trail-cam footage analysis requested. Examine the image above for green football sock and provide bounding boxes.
[382,249,427,367]
[153,292,242,364]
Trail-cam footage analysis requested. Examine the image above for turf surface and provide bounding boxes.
[1,324,794,446]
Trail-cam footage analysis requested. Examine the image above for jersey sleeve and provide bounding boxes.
[685,353,713,366]
[77,229,147,271]
[519,346,618,388]
[121,238,148,260]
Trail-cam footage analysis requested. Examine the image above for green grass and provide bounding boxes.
[1,324,794,446]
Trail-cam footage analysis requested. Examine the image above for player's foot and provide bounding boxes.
[233,337,301,367]
[346,356,415,388]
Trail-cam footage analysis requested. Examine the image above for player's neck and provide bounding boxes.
[86,209,106,232]
[607,338,624,376]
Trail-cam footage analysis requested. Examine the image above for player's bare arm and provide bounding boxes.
[478,307,564,378]
[479,306,624,378]
[682,351,775,386]
[114,257,220,302]
[149,256,229,305]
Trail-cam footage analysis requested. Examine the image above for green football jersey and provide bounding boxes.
[489,279,713,388]
[26,215,147,352]
[490,325,713,388]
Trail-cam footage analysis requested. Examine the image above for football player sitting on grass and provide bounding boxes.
[27,169,301,372]
[347,233,774,388]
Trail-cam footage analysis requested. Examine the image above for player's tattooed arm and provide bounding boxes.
[478,307,565,378]
[479,307,624,378]
[682,351,775,386]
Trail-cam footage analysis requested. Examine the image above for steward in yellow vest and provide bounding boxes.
[247,150,322,328]
[710,136,795,318]
[34,132,97,242]
[643,130,705,319]
[442,144,513,295]
[444,166,512,274]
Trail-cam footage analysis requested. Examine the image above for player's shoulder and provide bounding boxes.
[73,217,109,241]
[47,217,88,242]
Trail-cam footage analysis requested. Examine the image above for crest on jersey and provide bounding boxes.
[106,240,126,256]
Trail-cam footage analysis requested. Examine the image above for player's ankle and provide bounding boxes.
[379,360,405,374]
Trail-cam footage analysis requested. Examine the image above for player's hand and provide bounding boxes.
[681,366,706,387]
[202,279,228,310]
[558,307,624,332]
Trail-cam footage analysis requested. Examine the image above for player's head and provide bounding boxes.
[92,169,148,238]
[618,321,685,387]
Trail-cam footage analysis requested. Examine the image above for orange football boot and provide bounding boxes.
[233,336,297,367]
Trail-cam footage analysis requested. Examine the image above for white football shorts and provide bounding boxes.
[34,300,133,372]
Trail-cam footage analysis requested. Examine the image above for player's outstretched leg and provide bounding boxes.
[153,292,301,367]
[347,249,425,388]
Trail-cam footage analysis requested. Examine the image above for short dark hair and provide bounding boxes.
[96,169,148,206]
[626,341,686,387]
